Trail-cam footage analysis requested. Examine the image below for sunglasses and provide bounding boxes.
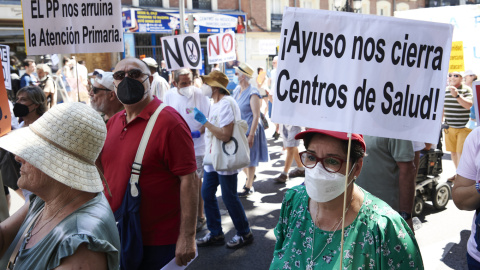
[113,69,149,80]
[448,74,460,78]
[92,87,111,94]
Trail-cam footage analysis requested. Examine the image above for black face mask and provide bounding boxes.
[13,103,32,117]
[116,77,148,105]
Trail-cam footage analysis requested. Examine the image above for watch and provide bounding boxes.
[398,211,412,220]
[453,94,460,98]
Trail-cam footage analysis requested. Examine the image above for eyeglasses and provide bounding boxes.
[299,151,346,173]
[113,69,149,80]
[448,74,460,78]
[91,87,111,94]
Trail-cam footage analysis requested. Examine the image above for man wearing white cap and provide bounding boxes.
[143,57,170,101]
[89,72,124,123]
[444,71,473,182]
[101,57,198,269]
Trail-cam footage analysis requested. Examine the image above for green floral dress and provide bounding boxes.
[270,185,423,270]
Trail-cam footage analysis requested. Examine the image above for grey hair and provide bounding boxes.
[36,64,52,75]
[174,68,193,83]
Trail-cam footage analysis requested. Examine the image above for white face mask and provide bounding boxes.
[178,86,194,98]
[201,84,212,98]
[305,163,356,203]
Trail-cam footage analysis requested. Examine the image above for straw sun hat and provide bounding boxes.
[0,102,107,193]
[234,62,254,78]
[201,70,230,93]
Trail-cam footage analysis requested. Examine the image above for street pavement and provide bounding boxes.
[7,125,474,270]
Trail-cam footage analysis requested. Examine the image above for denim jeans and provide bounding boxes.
[202,171,250,237]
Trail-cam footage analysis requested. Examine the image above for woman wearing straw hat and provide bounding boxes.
[193,71,254,249]
[233,62,269,197]
[0,102,120,269]
[270,129,423,269]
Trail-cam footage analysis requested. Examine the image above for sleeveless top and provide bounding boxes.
[0,193,120,270]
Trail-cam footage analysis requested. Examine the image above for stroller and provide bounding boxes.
[413,124,451,216]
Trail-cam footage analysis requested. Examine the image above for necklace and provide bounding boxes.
[25,194,82,244]
[307,196,354,270]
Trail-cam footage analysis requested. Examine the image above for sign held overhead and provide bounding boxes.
[272,8,453,144]
[161,33,202,70]
[22,0,124,55]
[0,45,10,91]
[207,32,236,64]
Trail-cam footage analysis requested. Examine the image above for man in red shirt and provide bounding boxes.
[100,58,198,269]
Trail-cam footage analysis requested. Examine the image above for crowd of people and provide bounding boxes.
[0,53,479,269]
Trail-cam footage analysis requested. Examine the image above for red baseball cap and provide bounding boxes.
[295,129,366,152]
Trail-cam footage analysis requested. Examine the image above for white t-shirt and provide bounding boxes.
[164,86,210,156]
[457,128,480,262]
[204,96,242,175]
[270,68,277,98]
[151,72,171,101]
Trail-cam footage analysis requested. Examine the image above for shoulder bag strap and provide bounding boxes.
[7,208,44,270]
[225,97,238,122]
[129,103,166,197]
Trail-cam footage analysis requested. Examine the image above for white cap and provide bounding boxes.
[88,69,104,76]
[464,70,477,77]
[143,57,158,68]
[95,72,115,91]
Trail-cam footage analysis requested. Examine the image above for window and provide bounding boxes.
[301,0,313,8]
[272,0,283,14]
[376,0,391,16]
[139,0,163,7]
[192,0,211,9]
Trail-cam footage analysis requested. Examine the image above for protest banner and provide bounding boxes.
[207,32,236,64]
[473,81,480,126]
[0,61,11,137]
[125,11,245,34]
[0,45,10,91]
[22,0,123,55]
[272,8,453,144]
[449,41,464,72]
[161,33,202,70]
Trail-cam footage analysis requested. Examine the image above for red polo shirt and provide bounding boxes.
[101,97,196,246]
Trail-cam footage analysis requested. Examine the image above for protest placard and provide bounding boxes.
[161,33,202,70]
[0,61,11,137]
[449,41,464,72]
[271,8,453,144]
[207,32,236,64]
[22,0,123,55]
[0,45,10,91]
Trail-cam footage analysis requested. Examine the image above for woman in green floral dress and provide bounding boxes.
[270,129,423,270]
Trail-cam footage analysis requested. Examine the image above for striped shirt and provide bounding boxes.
[444,84,473,128]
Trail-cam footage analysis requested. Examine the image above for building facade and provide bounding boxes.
[1,0,478,74]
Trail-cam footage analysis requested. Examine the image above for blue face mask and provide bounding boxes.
[233,75,239,84]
